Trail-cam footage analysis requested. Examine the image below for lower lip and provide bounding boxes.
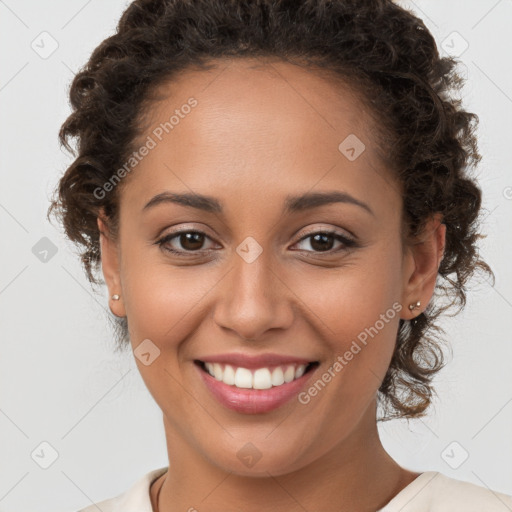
[196,363,318,414]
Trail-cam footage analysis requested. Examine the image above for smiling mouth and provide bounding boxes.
[194,360,319,390]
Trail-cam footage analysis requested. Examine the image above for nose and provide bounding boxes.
[212,251,294,341]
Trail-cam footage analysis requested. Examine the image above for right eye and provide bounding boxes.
[156,230,217,256]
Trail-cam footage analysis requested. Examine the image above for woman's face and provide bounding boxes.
[99,58,443,476]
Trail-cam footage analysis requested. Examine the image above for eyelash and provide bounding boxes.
[155,229,359,257]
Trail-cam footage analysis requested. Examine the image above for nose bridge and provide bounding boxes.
[213,243,292,340]
[233,244,274,299]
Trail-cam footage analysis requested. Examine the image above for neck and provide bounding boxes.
[153,400,419,512]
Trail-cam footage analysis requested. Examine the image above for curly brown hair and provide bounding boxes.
[48,0,494,422]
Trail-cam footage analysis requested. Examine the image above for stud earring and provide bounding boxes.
[408,300,421,311]
[111,294,120,300]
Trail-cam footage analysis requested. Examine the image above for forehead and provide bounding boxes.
[119,57,398,215]
[141,57,370,145]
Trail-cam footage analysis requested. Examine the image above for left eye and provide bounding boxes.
[293,231,357,253]
[156,231,215,254]
[156,229,357,256]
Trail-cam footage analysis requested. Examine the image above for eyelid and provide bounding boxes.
[157,224,217,243]
[156,227,218,253]
[291,229,357,254]
[159,223,355,243]
[156,224,358,257]
[294,225,356,243]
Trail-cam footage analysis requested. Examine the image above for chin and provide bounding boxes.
[199,437,314,477]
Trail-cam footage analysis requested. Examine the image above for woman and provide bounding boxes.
[48,0,512,510]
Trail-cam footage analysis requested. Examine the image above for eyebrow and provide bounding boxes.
[142,190,374,217]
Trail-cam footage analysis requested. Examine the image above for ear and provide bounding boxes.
[400,213,446,320]
[97,210,126,318]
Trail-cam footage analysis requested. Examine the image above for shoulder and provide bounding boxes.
[74,495,117,512]
[429,472,512,511]
[383,471,512,512]
[71,466,168,512]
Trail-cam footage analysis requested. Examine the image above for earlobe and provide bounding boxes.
[400,213,446,320]
[97,214,126,318]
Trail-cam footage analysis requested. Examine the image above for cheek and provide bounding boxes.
[302,245,404,395]
[119,239,216,343]
[304,249,403,345]
[118,249,210,410]
[123,272,194,340]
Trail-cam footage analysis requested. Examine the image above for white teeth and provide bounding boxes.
[234,367,253,388]
[295,364,306,379]
[213,363,223,380]
[284,365,295,383]
[223,364,236,385]
[205,362,214,376]
[202,362,312,389]
[271,367,284,386]
[253,368,272,389]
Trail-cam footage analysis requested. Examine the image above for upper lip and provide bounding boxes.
[196,352,318,369]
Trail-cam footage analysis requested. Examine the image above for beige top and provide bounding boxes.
[75,466,512,512]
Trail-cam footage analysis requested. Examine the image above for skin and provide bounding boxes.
[97,57,445,512]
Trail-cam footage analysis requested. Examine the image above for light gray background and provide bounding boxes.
[1,1,511,510]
